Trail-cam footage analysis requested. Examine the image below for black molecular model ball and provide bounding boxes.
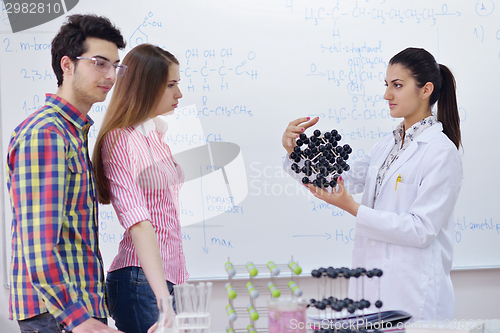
[290,129,352,188]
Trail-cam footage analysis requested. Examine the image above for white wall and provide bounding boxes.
[451,269,500,320]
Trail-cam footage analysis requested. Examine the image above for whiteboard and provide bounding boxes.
[1,0,499,282]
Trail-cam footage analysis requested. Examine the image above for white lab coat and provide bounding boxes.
[344,122,462,320]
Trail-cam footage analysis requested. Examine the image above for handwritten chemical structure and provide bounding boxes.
[19,68,54,82]
[299,3,461,27]
[21,94,45,114]
[3,36,51,52]
[337,126,393,142]
[309,106,392,125]
[307,58,386,98]
[162,133,223,146]
[472,0,498,45]
[320,41,384,58]
[1,1,12,27]
[180,49,258,93]
[454,216,499,243]
[475,0,495,17]
[293,228,355,244]
[174,103,253,119]
[128,12,163,48]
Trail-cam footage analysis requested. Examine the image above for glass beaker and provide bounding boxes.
[154,295,178,333]
[268,298,308,333]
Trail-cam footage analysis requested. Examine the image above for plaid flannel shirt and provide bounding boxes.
[6,94,108,331]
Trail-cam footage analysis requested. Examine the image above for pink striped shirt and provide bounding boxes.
[101,117,189,284]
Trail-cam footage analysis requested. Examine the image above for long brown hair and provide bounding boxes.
[389,47,461,149]
[92,44,179,204]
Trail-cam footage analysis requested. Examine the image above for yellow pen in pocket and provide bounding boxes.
[395,174,402,190]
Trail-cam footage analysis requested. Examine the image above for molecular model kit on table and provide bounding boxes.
[308,267,389,332]
[224,259,304,333]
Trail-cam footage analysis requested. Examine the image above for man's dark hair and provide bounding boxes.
[51,14,126,87]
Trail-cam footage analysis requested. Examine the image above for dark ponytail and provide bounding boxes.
[389,48,461,149]
[437,64,461,149]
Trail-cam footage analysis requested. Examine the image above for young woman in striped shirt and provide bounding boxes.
[92,44,188,333]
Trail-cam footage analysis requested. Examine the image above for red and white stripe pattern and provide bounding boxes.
[101,117,188,284]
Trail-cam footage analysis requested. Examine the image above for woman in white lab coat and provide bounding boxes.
[282,48,462,320]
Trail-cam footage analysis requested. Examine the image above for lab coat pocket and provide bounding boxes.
[393,182,418,214]
[381,257,429,320]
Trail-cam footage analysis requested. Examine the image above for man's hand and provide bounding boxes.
[72,318,124,333]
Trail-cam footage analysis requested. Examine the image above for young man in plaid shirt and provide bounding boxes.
[6,14,126,333]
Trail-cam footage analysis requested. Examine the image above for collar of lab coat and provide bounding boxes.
[375,122,444,192]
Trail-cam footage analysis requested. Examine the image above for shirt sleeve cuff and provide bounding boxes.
[118,206,151,229]
[55,300,92,331]
[355,205,375,237]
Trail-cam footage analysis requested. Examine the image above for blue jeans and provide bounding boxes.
[18,312,107,333]
[106,266,176,333]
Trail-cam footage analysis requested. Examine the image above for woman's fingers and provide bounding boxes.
[303,116,320,130]
[283,117,320,148]
[283,118,306,149]
[289,117,309,126]
[335,176,344,194]
[289,116,320,128]
[288,117,320,135]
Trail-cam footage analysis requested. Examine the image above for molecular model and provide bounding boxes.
[224,259,303,333]
[289,129,352,188]
[309,267,385,333]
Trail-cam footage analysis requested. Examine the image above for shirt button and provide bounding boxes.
[371,241,376,246]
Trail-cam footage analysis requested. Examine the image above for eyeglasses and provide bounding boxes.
[76,57,127,76]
